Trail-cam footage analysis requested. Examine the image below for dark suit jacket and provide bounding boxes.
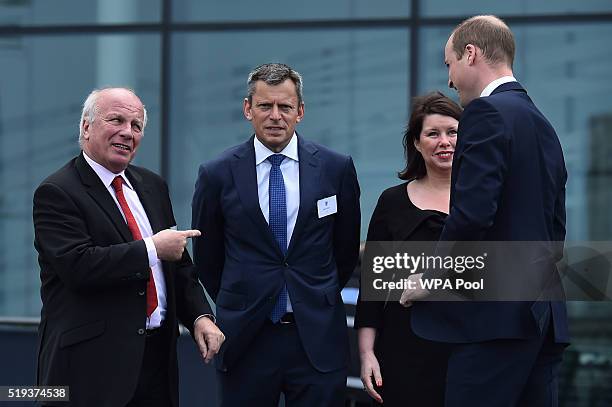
[412,82,569,344]
[33,153,211,407]
[192,135,360,373]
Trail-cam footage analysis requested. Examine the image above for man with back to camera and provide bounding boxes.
[192,63,361,406]
[400,15,569,406]
[33,87,224,406]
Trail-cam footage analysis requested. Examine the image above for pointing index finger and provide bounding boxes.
[181,229,201,238]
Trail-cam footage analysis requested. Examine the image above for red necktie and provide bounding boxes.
[111,176,158,317]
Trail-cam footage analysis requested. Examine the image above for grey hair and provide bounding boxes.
[247,63,304,105]
[78,87,148,148]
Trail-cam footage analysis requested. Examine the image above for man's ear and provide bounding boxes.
[465,44,477,65]
[243,98,253,121]
[296,102,305,123]
[81,119,90,140]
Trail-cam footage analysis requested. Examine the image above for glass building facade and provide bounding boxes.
[1,0,612,402]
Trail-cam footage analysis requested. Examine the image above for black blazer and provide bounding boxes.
[355,182,446,329]
[33,153,211,407]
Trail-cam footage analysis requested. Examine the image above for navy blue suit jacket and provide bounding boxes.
[412,82,569,344]
[192,135,361,372]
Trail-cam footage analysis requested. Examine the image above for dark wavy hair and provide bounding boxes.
[398,91,463,180]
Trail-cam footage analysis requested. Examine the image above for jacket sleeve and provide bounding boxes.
[354,190,390,329]
[333,156,361,289]
[552,167,567,262]
[191,164,225,302]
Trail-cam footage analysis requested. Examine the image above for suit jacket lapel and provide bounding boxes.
[75,153,132,242]
[231,137,283,257]
[287,136,320,255]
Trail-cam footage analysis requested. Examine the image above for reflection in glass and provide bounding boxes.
[173,0,409,22]
[0,0,161,26]
[421,0,612,17]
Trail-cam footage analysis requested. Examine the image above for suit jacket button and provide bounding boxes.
[138,290,145,296]
[135,272,143,278]
[137,328,145,335]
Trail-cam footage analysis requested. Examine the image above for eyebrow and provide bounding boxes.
[105,113,144,125]
[255,101,295,107]
[423,125,457,131]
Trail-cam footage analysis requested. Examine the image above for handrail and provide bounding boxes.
[0,316,40,326]
[0,315,356,328]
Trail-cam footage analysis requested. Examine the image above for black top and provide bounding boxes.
[355,182,446,329]
[353,183,450,407]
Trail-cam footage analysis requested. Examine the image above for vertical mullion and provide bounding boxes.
[160,0,171,179]
[410,0,420,102]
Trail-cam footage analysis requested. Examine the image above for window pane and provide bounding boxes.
[0,34,160,316]
[169,29,409,239]
[421,0,612,17]
[172,0,410,22]
[0,0,161,26]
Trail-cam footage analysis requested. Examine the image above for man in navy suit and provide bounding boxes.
[192,63,361,407]
[401,16,569,406]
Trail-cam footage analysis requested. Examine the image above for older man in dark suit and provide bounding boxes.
[33,87,224,406]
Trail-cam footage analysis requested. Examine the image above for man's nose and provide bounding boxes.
[448,79,454,89]
[270,105,282,120]
[119,122,134,137]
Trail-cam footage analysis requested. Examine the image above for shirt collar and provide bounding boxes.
[254,133,299,165]
[82,151,134,191]
[480,76,517,97]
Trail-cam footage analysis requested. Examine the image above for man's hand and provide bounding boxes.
[193,317,225,364]
[360,351,383,404]
[399,273,430,307]
[152,229,201,261]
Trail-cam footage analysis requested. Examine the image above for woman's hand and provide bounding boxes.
[360,350,383,404]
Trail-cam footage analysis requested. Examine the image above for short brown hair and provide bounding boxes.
[398,91,463,180]
[451,15,515,68]
[247,63,303,105]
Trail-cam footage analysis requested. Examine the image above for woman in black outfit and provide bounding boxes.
[355,91,462,406]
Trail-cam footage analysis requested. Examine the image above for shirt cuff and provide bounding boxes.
[143,237,159,267]
[194,314,216,325]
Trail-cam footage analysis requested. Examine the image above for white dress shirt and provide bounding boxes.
[480,75,517,97]
[83,152,166,329]
[254,134,300,313]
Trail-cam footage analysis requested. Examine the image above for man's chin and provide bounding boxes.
[108,159,131,173]
[258,134,291,153]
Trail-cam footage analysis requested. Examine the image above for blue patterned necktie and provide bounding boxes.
[267,154,288,322]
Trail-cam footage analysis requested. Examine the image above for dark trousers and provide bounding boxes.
[125,326,171,407]
[218,319,347,407]
[445,316,565,407]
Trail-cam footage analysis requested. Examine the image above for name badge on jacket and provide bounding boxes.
[317,195,337,218]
